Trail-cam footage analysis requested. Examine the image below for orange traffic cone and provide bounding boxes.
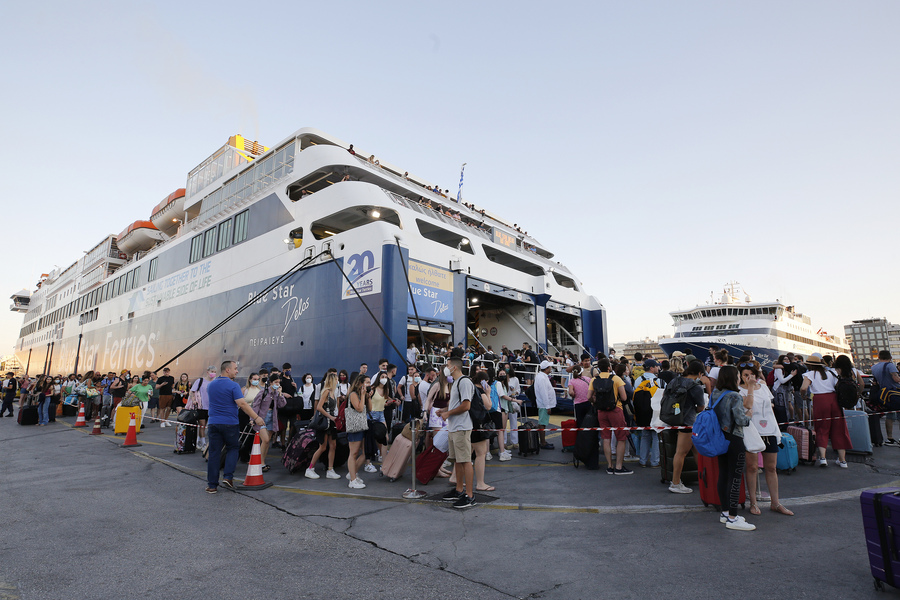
[90,417,102,436]
[237,432,272,490]
[122,414,142,447]
[74,402,87,427]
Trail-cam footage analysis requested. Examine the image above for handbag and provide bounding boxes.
[743,421,766,453]
[120,390,141,407]
[345,404,368,433]
[309,411,330,432]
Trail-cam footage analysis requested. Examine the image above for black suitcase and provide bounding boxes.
[573,412,600,469]
[18,404,38,426]
[174,423,197,454]
[317,432,350,469]
[658,429,698,484]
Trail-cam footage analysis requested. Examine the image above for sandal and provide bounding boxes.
[749,504,761,516]
[771,503,794,516]
[262,465,270,473]
[475,485,496,492]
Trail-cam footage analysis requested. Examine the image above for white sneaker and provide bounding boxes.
[724,515,756,531]
[160,422,166,428]
[345,472,352,480]
[499,451,512,462]
[837,460,848,468]
[364,463,378,473]
[348,479,366,489]
[304,468,320,479]
[668,482,692,494]
[485,452,493,461]
[817,458,828,468]
[325,469,340,479]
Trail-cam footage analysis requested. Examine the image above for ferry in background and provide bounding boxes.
[657,282,850,368]
[10,128,607,380]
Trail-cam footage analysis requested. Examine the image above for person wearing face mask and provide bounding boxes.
[365,371,392,473]
[771,355,796,424]
[306,372,341,480]
[437,354,477,509]
[191,366,217,449]
[297,373,316,422]
[249,372,285,472]
[398,364,421,423]
[337,369,351,399]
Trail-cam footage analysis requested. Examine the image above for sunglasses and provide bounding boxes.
[738,362,756,368]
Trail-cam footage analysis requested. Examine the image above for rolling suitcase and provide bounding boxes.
[658,429,698,484]
[173,424,197,454]
[561,419,578,452]
[573,412,599,470]
[283,429,318,474]
[18,404,38,426]
[844,409,873,455]
[416,445,449,485]
[787,425,816,463]
[381,433,412,481]
[776,432,799,473]
[697,453,746,510]
[517,403,540,457]
[861,488,900,590]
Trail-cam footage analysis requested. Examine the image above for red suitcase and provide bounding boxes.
[561,419,578,452]
[381,433,412,481]
[787,425,816,463]
[415,445,449,485]
[697,453,746,510]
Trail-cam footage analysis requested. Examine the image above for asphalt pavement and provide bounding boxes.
[2,406,897,600]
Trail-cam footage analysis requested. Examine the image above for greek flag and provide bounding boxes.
[456,163,466,203]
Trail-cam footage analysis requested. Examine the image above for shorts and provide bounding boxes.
[368,410,386,424]
[347,431,365,443]
[538,408,550,426]
[886,413,900,422]
[148,397,159,409]
[158,395,173,410]
[197,409,209,421]
[761,435,779,454]
[490,411,503,429]
[447,430,472,464]
[597,407,629,442]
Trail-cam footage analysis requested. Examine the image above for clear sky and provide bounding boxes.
[3,1,898,358]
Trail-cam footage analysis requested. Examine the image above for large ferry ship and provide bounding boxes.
[657,282,850,368]
[10,128,607,379]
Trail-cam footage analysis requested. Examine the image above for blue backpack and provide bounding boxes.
[691,390,732,457]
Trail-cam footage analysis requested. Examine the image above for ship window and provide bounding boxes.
[483,246,545,276]
[715,325,726,330]
[202,228,217,258]
[233,210,249,244]
[311,207,401,240]
[703,326,714,331]
[125,270,134,292]
[692,326,702,331]
[415,219,475,254]
[148,258,158,282]
[218,219,233,251]
[552,271,578,291]
[190,235,203,263]
[133,266,141,288]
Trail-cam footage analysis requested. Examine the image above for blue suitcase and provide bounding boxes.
[776,432,799,473]
[845,409,873,455]
[861,488,900,590]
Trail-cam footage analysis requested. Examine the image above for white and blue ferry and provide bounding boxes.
[10,128,607,379]
[658,282,850,368]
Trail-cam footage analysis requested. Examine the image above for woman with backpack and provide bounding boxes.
[665,360,707,494]
[711,365,755,531]
[469,371,496,491]
[801,353,851,468]
[739,361,793,517]
[250,372,285,473]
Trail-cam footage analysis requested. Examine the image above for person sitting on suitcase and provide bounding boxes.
[437,353,478,509]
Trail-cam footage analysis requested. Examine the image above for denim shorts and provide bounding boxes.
[347,431,365,443]
[368,410,385,424]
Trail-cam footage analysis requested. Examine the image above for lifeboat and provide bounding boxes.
[117,220,164,256]
[149,188,186,236]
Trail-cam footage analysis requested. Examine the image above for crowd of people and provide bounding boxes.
[4,339,888,519]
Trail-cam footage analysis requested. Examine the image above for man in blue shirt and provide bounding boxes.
[206,360,266,493]
[873,351,900,446]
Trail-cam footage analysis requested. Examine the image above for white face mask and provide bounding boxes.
[272,384,281,391]
[250,380,259,386]
[380,378,388,386]
[414,376,421,383]
[305,377,312,383]
[443,367,452,377]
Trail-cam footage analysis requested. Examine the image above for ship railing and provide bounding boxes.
[383,191,491,241]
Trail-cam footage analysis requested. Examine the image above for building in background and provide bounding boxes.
[844,318,893,372]
[621,337,665,361]
[1,355,22,375]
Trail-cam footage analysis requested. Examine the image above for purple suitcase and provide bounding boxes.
[861,488,900,590]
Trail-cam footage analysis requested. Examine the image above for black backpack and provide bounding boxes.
[456,376,488,428]
[592,375,617,411]
[835,375,860,410]
[660,376,696,426]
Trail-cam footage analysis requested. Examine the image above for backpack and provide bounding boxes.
[765,369,775,390]
[660,376,697,426]
[631,365,645,381]
[834,376,860,410]
[691,390,731,457]
[591,375,617,411]
[633,374,663,427]
[456,376,488,428]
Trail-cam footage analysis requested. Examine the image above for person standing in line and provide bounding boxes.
[438,354,477,509]
[739,361,793,516]
[250,372,286,472]
[172,373,190,416]
[305,372,341,480]
[872,351,900,446]
[1,372,18,417]
[156,367,175,427]
[346,375,372,489]
[534,360,557,450]
[36,376,52,426]
[667,360,706,494]
[191,366,217,449]
[567,365,592,427]
[205,361,266,494]
[589,359,633,476]
[711,366,755,531]
[800,353,851,468]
